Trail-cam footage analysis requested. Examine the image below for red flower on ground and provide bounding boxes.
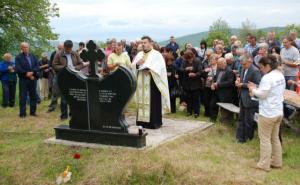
[73,153,81,159]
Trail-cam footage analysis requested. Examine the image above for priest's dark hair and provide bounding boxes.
[64,40,73,48]
[141,36,153,42]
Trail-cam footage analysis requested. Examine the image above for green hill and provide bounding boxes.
[159,27,284,48]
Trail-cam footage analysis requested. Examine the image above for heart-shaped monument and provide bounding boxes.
[54,40,146,148]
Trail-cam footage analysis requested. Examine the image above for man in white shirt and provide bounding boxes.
[280,36,300,91]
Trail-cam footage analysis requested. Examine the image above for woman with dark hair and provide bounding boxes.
[191,48,199,58]
[160,47,171,55]
[178,50,203,117]
[270,46,281,55]
[270,46,282,66]
[248,55,285,172]
[197,40,207,60]
[175,50,187,110]
[163,53,177,113]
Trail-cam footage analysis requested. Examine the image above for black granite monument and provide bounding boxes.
[54,40,147,148]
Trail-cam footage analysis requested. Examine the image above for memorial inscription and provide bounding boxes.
[69,89,87,102]
[99,90,116,103]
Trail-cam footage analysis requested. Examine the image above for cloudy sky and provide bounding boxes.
[50,0,300,42]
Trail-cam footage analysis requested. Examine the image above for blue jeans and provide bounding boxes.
[53,74,68,118]
[19,78,37,116]
[1,81,16,107]
[60,94,68,118]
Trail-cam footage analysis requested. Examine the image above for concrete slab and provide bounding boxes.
[45,116,214,150]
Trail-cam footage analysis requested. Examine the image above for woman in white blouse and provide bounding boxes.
[248,55,286,172]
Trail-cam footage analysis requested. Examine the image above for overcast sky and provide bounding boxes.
[50,0,300,42]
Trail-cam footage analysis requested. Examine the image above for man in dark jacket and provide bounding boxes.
[235,54,261,143]
[210,57,236,121]
[53,40,83,120]
[166,36,179,59]
[15,42,40,117]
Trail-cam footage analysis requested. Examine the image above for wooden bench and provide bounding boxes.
[216,90,300,134]
[216,103,240,123]
[284,90,300,109]
[216,103,240,114]
[283,90,300,135]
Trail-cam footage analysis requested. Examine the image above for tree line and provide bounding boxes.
[206,17,300,47]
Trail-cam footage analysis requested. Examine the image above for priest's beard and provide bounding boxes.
[143,49,151,53]
[143,46,152,53]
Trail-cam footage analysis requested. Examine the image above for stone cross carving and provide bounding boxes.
[80,40,105,77]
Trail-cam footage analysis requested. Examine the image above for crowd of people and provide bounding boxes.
[1,30,300,172]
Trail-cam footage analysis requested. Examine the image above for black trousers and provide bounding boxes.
[209,92,218,121]
[185,89,200,115]
[236,104,257,142]
[137,77,162,129]
[19,78,37,116]
[203,87,212,117]
[170,95,176,113]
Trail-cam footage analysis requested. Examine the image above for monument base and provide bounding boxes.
[54,125,147,148]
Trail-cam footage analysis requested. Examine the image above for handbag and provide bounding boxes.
[170,80,183,98]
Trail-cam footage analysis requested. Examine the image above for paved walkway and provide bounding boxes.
[45,116,214,149]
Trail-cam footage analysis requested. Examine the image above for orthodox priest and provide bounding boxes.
[132,36,170,129]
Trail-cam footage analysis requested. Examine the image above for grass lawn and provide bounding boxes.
[0,99,299,185]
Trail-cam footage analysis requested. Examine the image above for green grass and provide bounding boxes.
[0,100,300,185]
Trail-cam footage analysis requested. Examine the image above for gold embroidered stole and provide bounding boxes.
[136,50,153,122]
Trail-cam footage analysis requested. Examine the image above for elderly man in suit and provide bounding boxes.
[235,54,261,143]
[210,57,236,121]
[15,42,40,118]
